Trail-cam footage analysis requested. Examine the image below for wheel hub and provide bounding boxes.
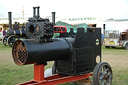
[104,74,108,80]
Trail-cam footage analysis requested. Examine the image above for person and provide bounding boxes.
[101,33,104,45]
[3,29,6,36]
[21,23,25,30]
[13,22,19,30]
[0,28,2,32]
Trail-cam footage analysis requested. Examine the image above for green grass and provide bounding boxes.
[0,41,128,85]
[0,44,11,51]
[102,46,128,55]
[0,42,53,85]
[102,47,128,85]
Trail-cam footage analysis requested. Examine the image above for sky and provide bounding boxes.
[0,0,128,20]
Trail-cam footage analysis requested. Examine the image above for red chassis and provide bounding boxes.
[18,64,92,85]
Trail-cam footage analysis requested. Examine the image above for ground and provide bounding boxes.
[102,47,128,85]
[0,41,128,85]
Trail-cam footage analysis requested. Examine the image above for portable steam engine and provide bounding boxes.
[12,6,113,85]
[2,12,27,47]
[2,7,66,47]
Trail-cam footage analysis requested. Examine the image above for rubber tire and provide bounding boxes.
[125,43,128,50]
[105,46,110,48]
[111,47,116,48]
[52,62,58,74]
[93,62,113,85]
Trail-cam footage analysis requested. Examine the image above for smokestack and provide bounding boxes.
[33,7,36,17]
[37,6,40,18]
[8,12,12,30]
[52,12,56,25]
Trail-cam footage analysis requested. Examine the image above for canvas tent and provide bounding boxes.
[53,21,90,37]
[56,21,90,32]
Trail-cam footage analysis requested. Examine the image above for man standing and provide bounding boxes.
[3,29,6,36]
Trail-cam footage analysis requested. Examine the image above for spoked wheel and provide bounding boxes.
[93,62,112,85]
[125,43,128,50]
[2,36,9,46]
[7,35,19,47]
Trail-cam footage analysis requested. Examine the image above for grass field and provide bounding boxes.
[0,41,128,85]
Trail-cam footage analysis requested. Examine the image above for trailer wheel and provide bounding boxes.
[105,46,110,48]
[7,35,19,47]
[52,62,58,74]
[93,62,112,85]
[2,36,9,46]
[125,43,128,50]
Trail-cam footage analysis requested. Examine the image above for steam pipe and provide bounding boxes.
[8,12,12,30]
[52,12,56,25]
[37,6,40,18]
[33,7,36,17]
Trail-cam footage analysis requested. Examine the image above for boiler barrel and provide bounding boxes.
[14,30,26,37]
[12,38,74,65]
[8,30,26,37]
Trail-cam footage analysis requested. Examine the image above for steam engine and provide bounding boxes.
[2,12,26,47]
[12,6,101,76]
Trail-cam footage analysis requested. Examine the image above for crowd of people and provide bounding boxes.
[0,28,7,37]
[0,23,25,38]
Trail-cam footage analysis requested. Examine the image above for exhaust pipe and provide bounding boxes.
[33,7,36,17]
[52,12,56,25]
[8,12,12,30]
[37,6,40,18]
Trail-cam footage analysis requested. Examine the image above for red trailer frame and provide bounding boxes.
[19,64,92,85]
